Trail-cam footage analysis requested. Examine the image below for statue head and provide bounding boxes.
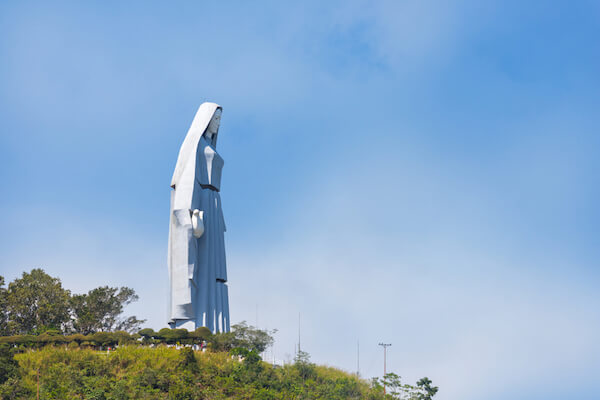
[171,102,223,188]
[204,108,222,145]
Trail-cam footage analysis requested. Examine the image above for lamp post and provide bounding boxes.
[378,343,392,395]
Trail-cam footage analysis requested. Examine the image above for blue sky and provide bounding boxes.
[1,1,599,399]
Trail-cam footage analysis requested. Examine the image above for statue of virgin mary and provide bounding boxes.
[168,102,230,333]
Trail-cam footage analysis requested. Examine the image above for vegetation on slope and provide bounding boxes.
[1,346,387,399]
[0,270,438,399]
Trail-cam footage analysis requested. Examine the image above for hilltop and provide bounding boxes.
[2,346,384,399]
[0,270,438,399]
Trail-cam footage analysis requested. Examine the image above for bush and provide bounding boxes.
[177,348,198,373]
[67,341,79,350]
[90,332,115,347]
[190,327,211,342]
[138,328,155,339]
[68,333,86,344]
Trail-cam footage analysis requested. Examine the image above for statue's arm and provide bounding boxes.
[173,209,192,227]
[172,208,204,239]
[172,161,204,237]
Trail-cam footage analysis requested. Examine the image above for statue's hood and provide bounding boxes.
[171,102,222,187]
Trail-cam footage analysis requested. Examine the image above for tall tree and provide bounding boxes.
[70,286,145,333]
[211,322,276,353]
[0,277,7,335]
[6,269,71,334]
[416,377,439,400]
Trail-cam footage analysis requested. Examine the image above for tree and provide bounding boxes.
[416,377,438,400]
[294,350,316,380]
[371,374,438,400]
[0,344,18,384]
[156,328,189,344]
[381,372,403,398]
[116,315,145,333]
[138,328,156,338]
[190,327,211,341]
[6,269,71,334]
[230,321,276,353]
[207,323,275,352]
[0,277,7,335]
[70,286,145,334]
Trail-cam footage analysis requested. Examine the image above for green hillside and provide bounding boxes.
[0,270,438,399]
[2,346,384,400]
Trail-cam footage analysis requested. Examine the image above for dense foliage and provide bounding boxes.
[0,270,144,335]
[70,286,143,334]
[2,270,70,335]
[0,346,386,399]
[0,323,273,355]
[210,322,276,353]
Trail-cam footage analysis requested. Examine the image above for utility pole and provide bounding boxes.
[298,312,301,354]
[357,340,360,377]
[378,343,392,395]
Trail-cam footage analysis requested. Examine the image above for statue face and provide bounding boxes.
[205,109,222,140]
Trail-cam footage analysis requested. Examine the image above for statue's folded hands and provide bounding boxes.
[192,209,204,238]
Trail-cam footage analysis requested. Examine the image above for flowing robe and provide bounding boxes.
[168,103,230,333]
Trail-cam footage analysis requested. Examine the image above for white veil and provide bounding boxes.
[170,102,222,188]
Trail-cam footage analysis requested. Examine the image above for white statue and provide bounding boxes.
[168,102,230,333]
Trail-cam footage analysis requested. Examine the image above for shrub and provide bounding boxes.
[90,332,115,347]
[67,341,79,350]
